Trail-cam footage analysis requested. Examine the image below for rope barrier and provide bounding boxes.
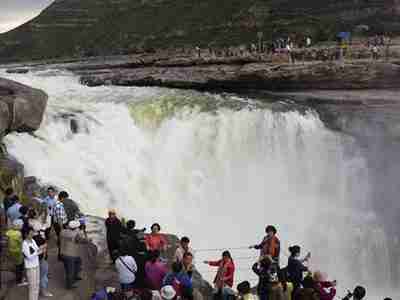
[195,246,251,252]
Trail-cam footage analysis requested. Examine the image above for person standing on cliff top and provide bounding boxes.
[105,209,126,263]
[250,225,281,265]
[145,223,168,253]
[120,220,147,288]
[53,191,68,260]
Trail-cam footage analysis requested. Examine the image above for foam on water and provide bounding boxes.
[0,69,396,297]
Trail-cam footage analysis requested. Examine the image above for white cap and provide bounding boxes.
[68,220,81,229]
[161,286,176,300]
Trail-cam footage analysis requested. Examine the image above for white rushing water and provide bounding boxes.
[0,69,395,297]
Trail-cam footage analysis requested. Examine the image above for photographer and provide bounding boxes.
[343,286,366,300]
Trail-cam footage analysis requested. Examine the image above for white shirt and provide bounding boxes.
[22,239,40,269]
[115,255,137,284]
[174,246,195,262]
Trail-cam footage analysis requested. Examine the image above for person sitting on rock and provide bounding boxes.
[145,223,168,253]
[250,225,281,265]
[60,220,88,289]
[174,236,194,263]
[163,262,193,300]
[182,252,194,277]
[114,249,138,295]
[204,251,235,300]
[145,250,168,290]
[6,219,27,286]
[105,209,126,263]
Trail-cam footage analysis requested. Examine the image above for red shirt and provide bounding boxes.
[145,233,168,251]
[208,259,235,288]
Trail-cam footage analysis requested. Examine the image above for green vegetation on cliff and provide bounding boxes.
[0,0,399,61]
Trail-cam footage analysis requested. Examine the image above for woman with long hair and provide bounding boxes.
[204,250,235,300]
[22,227,44,300]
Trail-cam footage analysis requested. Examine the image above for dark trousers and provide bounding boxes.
[107,239,120,262]
[54,223,62,259]
[292,282,301,300]
[45,219,53,241]
[16,263,24,283]
[62,256,81,289]
[259,290,269,300]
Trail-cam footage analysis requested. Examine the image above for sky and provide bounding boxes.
[0,0,54,33]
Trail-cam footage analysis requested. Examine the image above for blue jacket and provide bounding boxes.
[162,271,193,290]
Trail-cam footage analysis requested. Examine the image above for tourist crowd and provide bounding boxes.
[3,187,85,300]
[0,187,387,300]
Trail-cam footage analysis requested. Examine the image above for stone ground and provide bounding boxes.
[0,217,103,300]
[0,216,212,300]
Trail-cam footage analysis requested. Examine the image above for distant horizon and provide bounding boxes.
[0,0,54,34]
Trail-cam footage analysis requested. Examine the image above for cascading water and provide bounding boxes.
[0,69,396,297]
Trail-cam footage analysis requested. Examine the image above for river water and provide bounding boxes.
[0,69,397,298]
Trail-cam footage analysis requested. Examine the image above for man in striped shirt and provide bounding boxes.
[53,191,68,260]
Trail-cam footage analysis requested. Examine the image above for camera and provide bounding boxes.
[343,290,353,300]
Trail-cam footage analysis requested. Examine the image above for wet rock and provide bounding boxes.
[6,68,29,74]
[79,61,400,92]
[0,77,48,136]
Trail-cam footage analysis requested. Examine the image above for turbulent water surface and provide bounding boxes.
[0,69,397,298]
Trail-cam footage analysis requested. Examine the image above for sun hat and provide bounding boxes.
[68,220,81,229]
[160,286,176,300]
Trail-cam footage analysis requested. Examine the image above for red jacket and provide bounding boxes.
[145,233,167,252]
[315,281,336,300]
[208,259,235,288]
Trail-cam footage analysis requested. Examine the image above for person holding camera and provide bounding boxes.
[22,227,44,300]
[287,245,311,296]
[343,286,366,300]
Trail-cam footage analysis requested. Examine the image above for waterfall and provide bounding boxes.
[0,69,395,296]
